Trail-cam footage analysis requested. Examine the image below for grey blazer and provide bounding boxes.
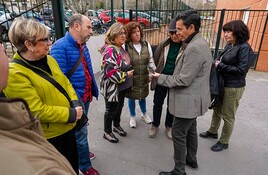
[157,33,212,119]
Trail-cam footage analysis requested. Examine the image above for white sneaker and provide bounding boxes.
[130,117,136,128]
[141,113,152,124]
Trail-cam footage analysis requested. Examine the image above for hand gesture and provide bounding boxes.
[215,60,220,68]
[75,106,83,121]
[127,70,134,78]
[150,72,160,78]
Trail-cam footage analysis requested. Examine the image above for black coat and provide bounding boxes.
[217,42,254,88]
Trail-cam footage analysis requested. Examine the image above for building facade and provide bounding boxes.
[216,0,268,71]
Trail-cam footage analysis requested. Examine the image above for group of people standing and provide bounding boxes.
[0,9,254,175]
[99,10,254,175]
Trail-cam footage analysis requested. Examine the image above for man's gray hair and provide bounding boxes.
[69,14,83,28]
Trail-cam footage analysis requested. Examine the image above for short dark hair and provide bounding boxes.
[222,20,250,43]
[69,14,83,28]
[176,10,201,32]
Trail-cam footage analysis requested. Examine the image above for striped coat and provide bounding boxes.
[100,45,129,102]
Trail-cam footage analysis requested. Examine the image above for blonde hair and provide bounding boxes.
[105,22,126,45]
[8,17,49,52]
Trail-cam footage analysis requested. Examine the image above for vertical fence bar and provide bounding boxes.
[176,0,178,12]
[111,0,114,23]
[255,12,268,69]
[122,0,125,24]
[150,0,152,27]
[214,9,225,59]
[129,9,132,22]
[249,11,256,49]
[171,0,174,19]
[135,0,138,21]
[252,11,258,50]
[52,0,65,39]
[166,0,169,23]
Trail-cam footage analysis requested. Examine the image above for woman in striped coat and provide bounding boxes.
[100,22,134,143]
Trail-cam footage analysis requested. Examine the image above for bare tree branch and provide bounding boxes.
[65,0,91,14]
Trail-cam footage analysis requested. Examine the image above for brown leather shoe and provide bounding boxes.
[149,125,159,138]
[166,127,172,140]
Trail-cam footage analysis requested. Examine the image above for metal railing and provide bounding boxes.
[1,1,267,69]
[142,9,268,68]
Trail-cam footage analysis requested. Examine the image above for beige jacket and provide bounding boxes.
[157,33,212,119]
[0,98,76,175]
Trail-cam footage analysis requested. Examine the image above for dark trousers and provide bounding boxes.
[172,117,197,175]
[104,90,126,133]
[48,128,79,174]
[152,85,174,128]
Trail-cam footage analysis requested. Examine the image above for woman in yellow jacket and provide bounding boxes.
[3,18,82,174]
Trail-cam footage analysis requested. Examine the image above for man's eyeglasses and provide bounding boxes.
[169,31,177,35]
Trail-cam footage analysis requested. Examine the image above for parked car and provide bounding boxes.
[99,10,150,28]
[64,9,73,19]
[87,9,99,20]
[137,11,162,28]
[21,10,43,22]
[40,8,70,22]
[0,10,51,42]
[40,8,53,22]
[148,11,163,21]
[0,13,12,42]
[97,9,104,16]
[40,8,70,32]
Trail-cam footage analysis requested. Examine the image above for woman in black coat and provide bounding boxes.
[199,20,254,152]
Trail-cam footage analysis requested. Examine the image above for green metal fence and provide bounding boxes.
[141,9,268,68]
[1,0,267,69]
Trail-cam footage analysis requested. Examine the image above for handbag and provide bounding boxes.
[13,59,88,131]
[209,66,224,109]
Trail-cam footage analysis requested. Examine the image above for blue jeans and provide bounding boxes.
[75,101,92,171]
[128,98,146,117]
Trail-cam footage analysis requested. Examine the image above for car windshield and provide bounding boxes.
[65,10,72,18]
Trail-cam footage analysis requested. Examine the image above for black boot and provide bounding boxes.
[199,131,218,139]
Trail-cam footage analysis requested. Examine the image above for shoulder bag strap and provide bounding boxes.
[13,59,71,102]
[66,51,84,78]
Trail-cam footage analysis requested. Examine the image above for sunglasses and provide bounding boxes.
[169,31,177,35]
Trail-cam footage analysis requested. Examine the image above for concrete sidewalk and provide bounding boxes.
[85,69,268,175]
[86,35,268,175]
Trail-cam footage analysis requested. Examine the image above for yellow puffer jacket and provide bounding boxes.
[4,53,78,139]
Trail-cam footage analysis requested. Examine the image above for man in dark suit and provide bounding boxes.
[151,10,212,175]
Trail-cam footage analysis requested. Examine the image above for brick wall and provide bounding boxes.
[256,25,268,71]
[217,0,268,71]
